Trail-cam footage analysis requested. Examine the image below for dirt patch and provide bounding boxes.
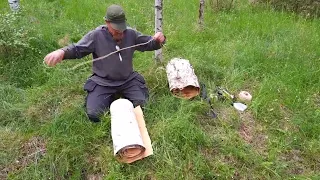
[19,136,46,165]
[279,104,292,120]
[85,174,104,180]
[200,147,242,178]
[26,105,52,121]
[278,104,299,135]
[81,153,105,180]
[59,94,84,110]
[85,154,102,172]
[145,173,157,180]
[239,122,253,143]
[1,136,46,178]
[281,149,305,175]
[196,113,218,127]
[25,92,83,122]
[312,93,320,107]
[194,105,233,133]
[238,111,268,156]
[238,111,255,145]
[200,147,219,159]
[217,106,238,122]
[0,129,23,179]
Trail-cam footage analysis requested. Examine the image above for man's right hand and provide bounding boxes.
[44,49,65,67]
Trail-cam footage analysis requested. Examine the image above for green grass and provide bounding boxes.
[1,0,320,179]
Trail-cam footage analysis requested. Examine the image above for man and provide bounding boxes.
[44,4,166,122]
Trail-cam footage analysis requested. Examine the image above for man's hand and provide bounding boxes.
[44,49,65,67]
[153,32,165,44]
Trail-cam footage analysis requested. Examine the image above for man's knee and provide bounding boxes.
[87,113,101,123]
[132,100,146,108]
[86,108,105,123]
[84,90,114,123]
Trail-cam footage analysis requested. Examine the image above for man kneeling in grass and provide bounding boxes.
[44,4,166,122]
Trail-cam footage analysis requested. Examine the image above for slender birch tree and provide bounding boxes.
[198,0,205,29]
[155,0,163,61]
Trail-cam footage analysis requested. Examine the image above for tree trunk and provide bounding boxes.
[229,0,234,10]
[198,0,205,29]
[166,58,200,99]
[155,0,163,61]
[8,0,20,11]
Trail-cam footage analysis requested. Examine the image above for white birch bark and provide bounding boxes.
[110,99,145,163]
[166,58,200,99]
[8,0,20,11]
[199,0,205,29]
[155,0,163,61]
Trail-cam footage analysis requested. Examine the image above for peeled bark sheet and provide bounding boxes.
[110,99,153,163]
[166,58,200,99]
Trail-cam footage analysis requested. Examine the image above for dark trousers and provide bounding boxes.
[83,75,149,122]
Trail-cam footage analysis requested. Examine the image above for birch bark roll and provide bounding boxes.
[110,99,145,163]
[166,58,200,99]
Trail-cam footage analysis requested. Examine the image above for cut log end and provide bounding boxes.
[172,86,200,100]
[166,58,200,100]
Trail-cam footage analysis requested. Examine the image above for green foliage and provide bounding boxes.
[0,11,48,88]
[209,0,236,12]
[0,84,25,126]
[259,0,320,18]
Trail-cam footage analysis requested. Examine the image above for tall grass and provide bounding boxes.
[1,0,319,179]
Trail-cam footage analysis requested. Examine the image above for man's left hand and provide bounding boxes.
[153,32,165,44]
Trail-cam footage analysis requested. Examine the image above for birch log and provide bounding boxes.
[155,0,163,61]
[198,0,205,28]
[8,0,20,11]
[166,58,200,99]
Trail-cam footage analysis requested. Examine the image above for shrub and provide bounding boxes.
[257,0,320,18]
[0,11,48,88]
[209,0,235,12]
